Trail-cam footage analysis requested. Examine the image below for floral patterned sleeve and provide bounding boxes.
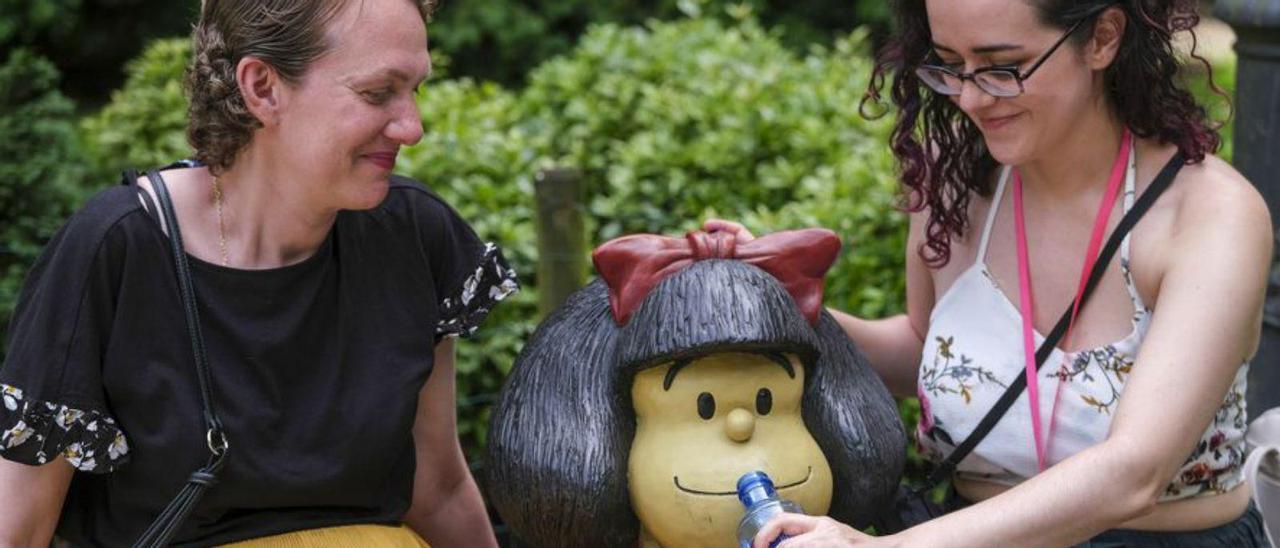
[399,180,519,340]
[2,385,129,471]
[435,242,519,339]
[1,191,133,473]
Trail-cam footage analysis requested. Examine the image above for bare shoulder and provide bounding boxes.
[134,167,197,199]
[136,167,209,209]
[135,171,158,204]
[1147,153,1274,300]
[1169,154,1271,246]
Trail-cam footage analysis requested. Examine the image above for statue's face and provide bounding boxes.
[628,352,833,547]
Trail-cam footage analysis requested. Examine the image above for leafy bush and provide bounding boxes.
[423,0,892,86]
[401,17,906,457]
[0,0,80,49]
[4,0,888,105]
[0,50,89,362]
[517,18,905,314]
[80,37,192,178]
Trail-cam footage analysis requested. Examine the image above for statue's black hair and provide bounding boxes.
[487,261,906,547]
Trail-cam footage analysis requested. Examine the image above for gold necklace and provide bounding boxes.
[212,175,229,267]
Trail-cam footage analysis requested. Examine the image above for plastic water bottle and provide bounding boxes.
[736,470,804,548]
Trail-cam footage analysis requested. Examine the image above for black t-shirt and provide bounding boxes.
[0,167,517,546]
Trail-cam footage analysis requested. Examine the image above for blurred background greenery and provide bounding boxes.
[0,0,1238,490]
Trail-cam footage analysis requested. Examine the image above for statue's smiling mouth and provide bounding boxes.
[673,467,812,496]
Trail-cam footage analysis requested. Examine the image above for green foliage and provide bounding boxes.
[1,0,195,105]
[429,0,891,86]
[402,17,905,457]
[521,18,905,313]
[0,0,81,48]
[80,38,193,178]
[0,50,89,361]
[6,0,887,105]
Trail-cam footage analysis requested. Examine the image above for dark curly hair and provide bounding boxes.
[186,0,438,175]
[863,0,1225,267]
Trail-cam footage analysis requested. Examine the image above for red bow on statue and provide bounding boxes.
[591,228,842,326]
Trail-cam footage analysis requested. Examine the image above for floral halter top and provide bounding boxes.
[915,158,1249,501]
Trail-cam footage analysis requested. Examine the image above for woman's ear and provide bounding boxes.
[1086,7,1127,70]
[237,56,283,127]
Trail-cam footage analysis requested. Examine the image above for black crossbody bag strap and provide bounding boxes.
[920,151,1186,490]
[133,169,231,548]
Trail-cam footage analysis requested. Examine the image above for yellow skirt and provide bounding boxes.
[220,524,429,547]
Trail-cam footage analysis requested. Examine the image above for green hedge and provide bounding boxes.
[0,50,89,362]
[0,0,196,105]
[423,0,891,86]
[0,0,79,48]
[5,0,889,106]
[81,37,192,178]
[402,17,907,456]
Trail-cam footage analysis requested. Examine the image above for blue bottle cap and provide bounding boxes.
[737,470,778,508]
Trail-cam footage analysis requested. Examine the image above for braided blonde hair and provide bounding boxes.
[186,0,437,174]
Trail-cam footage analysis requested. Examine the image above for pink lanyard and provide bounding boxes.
[1012,128,1132,471]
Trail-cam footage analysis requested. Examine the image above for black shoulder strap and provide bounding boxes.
[922,151,1186,488]
[123,169,161,222]
[133,169,230,548]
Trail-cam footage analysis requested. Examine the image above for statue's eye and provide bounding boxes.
[756,388,773,416]
[697,392,716,420]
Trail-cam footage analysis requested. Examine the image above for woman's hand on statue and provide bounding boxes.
[754,513,890,548]
[702,219,755,243]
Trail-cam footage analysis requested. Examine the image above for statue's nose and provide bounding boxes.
[725,407,755,443]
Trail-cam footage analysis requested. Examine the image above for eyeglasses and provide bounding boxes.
[915,4,1113,98]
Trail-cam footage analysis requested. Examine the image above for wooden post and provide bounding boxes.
[534,168,587,318]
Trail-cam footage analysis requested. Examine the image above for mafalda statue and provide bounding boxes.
[486,229,906,547]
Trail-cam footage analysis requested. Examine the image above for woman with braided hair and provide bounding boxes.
[0,0,514,545]
[713,0,1272,546]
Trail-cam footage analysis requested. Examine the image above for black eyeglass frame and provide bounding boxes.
[915,3,1117,98]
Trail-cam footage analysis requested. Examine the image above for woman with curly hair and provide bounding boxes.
[712,0,1273,545]
[0,0,514,546]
